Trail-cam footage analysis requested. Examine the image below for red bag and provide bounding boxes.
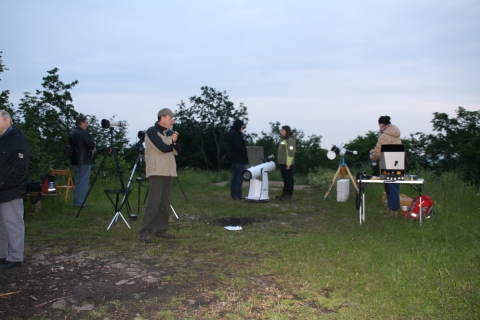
[409,195,434,220]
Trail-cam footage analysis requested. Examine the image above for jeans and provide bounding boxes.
[230,163,245,199]
[73,164,91,207]
[280,164,294,195]
[386,183,400,211]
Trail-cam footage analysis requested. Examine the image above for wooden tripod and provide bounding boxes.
[323,156,359,201]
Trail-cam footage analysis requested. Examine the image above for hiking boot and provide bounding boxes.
[156,231,176,239]
[0,260,22,270]
[275,193,285,199]
[139,235,152,244]
[280,194,292,200]
[383,208,399,218]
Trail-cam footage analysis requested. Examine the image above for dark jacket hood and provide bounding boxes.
[231,119,244,132]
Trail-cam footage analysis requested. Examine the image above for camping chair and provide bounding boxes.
[50,168,75,202]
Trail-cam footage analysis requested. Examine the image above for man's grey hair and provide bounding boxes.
[0,110,12,123]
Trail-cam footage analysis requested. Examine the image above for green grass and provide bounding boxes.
[23,169,480,319]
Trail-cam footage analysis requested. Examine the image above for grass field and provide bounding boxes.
[19,168,480,319]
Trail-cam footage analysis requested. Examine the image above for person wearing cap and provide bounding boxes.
[228,119,249,199]
[139,108,180,243]
[0,110,30,270]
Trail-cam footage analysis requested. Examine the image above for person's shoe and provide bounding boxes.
[0,260,22,270]
[139,235,152,244]
[156,232,176,239]
[383,208,399,218]
[280,194,292,200]
[275,193,285,199]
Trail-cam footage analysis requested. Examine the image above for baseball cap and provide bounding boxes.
[158,108,176,118]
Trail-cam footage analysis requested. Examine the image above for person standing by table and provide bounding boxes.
[0,110,30,270]
[370,115,402,217]
[276,125,296,200]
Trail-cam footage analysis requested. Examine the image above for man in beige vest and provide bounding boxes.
[139,108,180,243]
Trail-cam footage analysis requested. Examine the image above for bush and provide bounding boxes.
[307,167,337,188]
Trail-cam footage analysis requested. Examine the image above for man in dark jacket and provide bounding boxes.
[0,110,30,270]
[68,116,96,207]
[228,119,249,199]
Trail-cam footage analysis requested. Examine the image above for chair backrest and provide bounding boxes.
[50,168,74,201]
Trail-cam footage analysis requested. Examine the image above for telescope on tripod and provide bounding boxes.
[323,142,359,201]
[76,121,135,230]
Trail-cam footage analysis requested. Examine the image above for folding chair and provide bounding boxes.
[50,168,75,202]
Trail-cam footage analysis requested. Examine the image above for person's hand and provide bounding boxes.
[172,132,179,143]
[286,165,290,170]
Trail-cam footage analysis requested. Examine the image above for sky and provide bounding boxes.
[1,0,479,153]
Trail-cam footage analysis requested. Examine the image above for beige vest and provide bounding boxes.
[144,130,178,178]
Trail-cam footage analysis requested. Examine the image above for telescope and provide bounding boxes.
[327,142,357,160]
[101,119,127,129]
[242,157,276,202]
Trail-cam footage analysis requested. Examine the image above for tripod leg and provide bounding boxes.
[137,179,141,215]
[76,153,108,218]
[176,177,189,203]
[170,205,179,220]
[345,165,359,192]
[323,166,341,201]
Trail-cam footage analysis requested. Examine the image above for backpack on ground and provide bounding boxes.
[409,195,434,220]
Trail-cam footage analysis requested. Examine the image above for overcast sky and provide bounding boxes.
[1,0,479,153]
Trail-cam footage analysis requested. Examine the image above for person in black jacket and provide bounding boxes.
[68,116,96,207]
[228,119,249,199]
[0,110,30,270]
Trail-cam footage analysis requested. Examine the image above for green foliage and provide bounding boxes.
[0,52,17,119]
[344,130,379,172]
[404,107,480,186]
[15,68,79,178]
[306,167,337,188]
[4,65,130,180]
[174,86,249,171]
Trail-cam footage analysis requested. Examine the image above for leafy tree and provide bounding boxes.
[175,86,248,171]
[344,131,379,172]
[13,68,130,179]
[15,68,79,178]
[254,121,282,160]
[0,52,17,120]
[409,107,480,185]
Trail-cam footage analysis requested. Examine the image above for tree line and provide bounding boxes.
[1,53,479,186]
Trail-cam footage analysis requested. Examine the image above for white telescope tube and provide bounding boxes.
[242,161,276,180]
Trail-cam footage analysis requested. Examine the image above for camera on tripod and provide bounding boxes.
[134,130,146,155]
[101,119,127,129]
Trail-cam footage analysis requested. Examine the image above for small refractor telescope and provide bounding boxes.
[327,142,357,160]
[101,119,127,129]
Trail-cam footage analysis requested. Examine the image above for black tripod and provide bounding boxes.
[76,128,133,230]
[121,143,146,219]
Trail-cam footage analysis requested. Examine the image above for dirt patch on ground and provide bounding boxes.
[0,210,342,319]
